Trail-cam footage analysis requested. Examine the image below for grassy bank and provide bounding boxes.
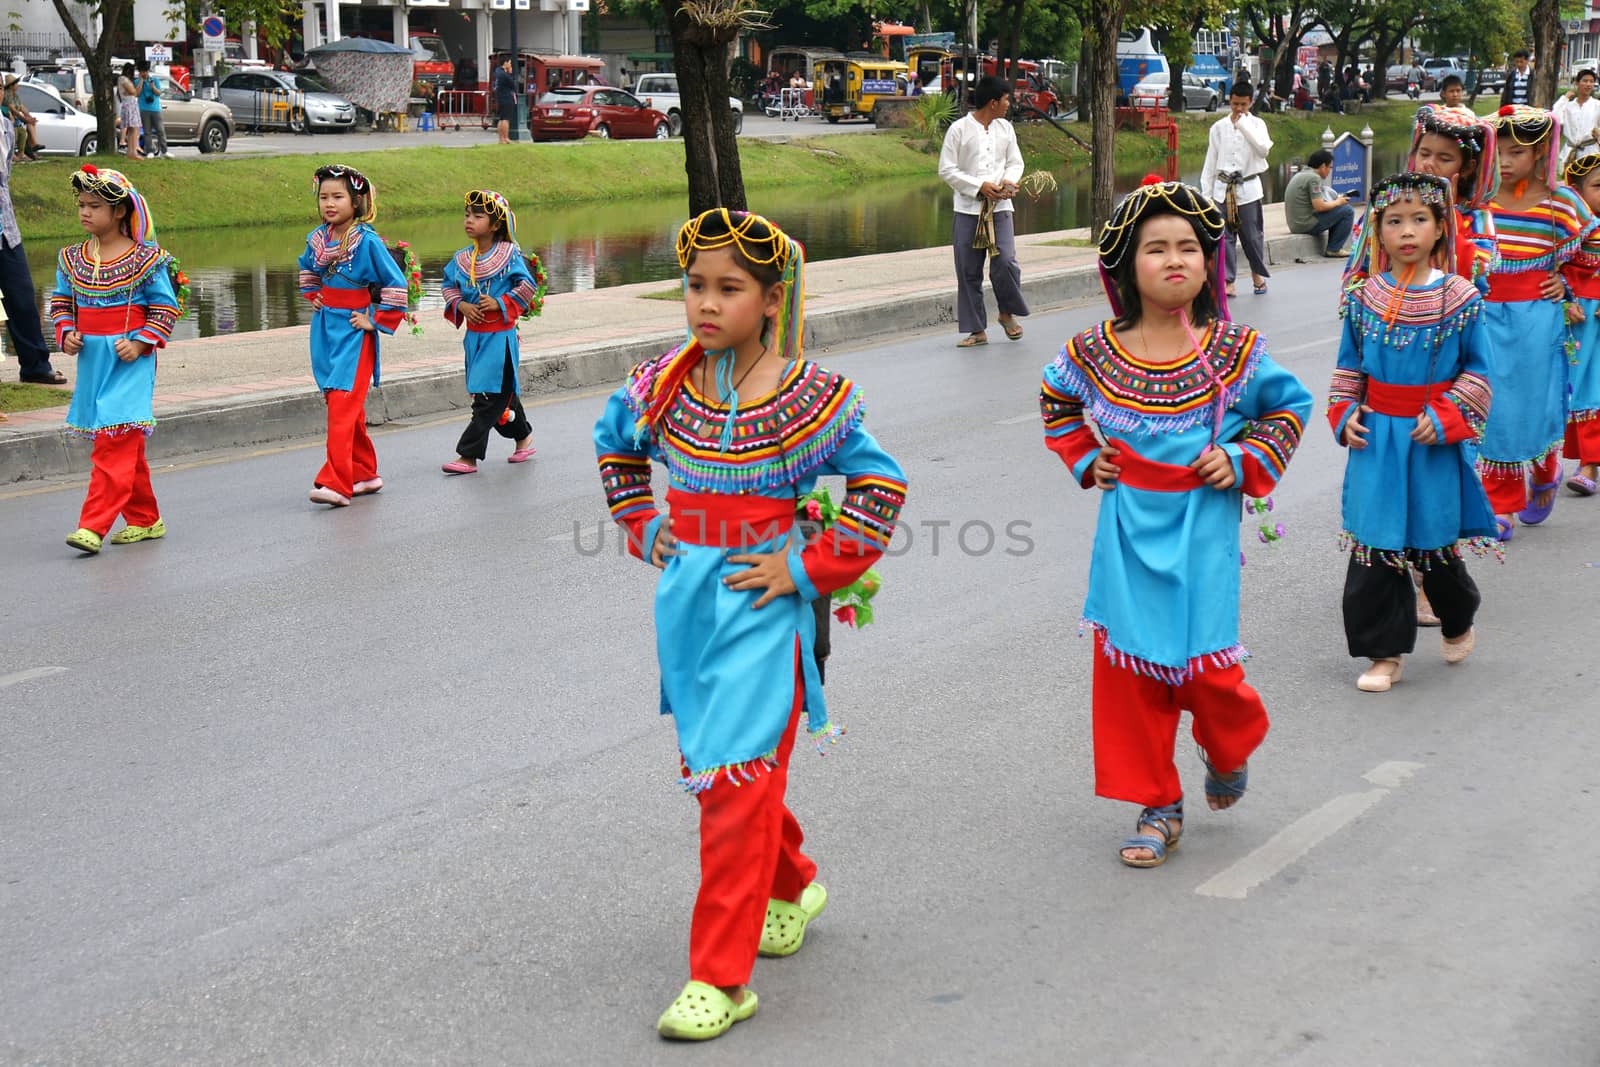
[12,104,1422,242]
[11,133,949,240]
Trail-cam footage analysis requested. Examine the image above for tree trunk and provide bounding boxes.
[50,0,123,155]
[1371,37,1399,101]
[1089,0,1126,231]
[1078,34,1095,124]
[1001,0,1025,87]
[659,2,745,214]
[1531,0,1563,109]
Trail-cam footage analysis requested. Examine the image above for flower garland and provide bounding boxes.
[165,252,191,318]
[521,250,550,319]
[801,485,883,628]
[393,240,424,336]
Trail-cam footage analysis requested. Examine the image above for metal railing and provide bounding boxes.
[770,86,811,120]
[437,89,492,130]
[242,88,305,133]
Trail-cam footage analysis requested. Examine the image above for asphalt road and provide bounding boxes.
[4,260,1598,1066]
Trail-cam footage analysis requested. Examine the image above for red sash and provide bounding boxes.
[1106,439,1206,492]
[467,314,515,333]
[316,286,372,310]
[1485,272,1553,303]
[76,306,148,336]
[1570,272,1600,300]
[1365,379,1452,418]
[665,487,795,547]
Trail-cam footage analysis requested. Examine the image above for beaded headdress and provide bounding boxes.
[1491,105,1563,189]
[313,163,377,223]
[1341,172,1458,300]
[1407,105,1499,208]
[631,209,808,448]
[1565,148,1600,185]
[70,164,156,244]
[465,189,518,246]
[1096,175,1229,321]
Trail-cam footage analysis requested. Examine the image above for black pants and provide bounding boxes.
[455,354,531,460]
[0,237,55,379]
[1343,555,1480,659]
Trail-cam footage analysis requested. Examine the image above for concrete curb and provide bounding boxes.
[0,232,1324,484]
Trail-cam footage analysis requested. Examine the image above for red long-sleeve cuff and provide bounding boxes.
[1427,397,1474,444]
[1046,427,1100,488]
[797,527,880,598]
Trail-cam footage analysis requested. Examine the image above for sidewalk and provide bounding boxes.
[0,204,1326,483]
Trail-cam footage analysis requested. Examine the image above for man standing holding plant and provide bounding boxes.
[937,74,1028,348]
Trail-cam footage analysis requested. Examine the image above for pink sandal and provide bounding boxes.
[507,446,537,464]
[441,461,478,475]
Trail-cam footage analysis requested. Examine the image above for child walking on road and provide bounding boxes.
[1039,177,1312,869]
[593,209,906,1041]
[1560,150,1600,496]
[298,164,409,507]
[1480,106,1597,537]
[51,166,181,555]
[1330,173,1498,693]
[440,190,545,474]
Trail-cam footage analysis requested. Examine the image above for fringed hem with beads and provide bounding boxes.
[1084,621,1249,686]
[65,420,155,440]
[677,715,845,794]
[1478,441,1564,476]
[1338,531,1505,570]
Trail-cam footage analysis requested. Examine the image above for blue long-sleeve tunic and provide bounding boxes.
[441,242,540,394]
[297,222,409,392]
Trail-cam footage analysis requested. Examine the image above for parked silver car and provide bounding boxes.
[1129,70,1220,111]
[218,69,355,131]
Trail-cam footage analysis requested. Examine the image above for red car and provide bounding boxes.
[530,86,671,141]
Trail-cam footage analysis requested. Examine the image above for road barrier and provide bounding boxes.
[438,90,492,130]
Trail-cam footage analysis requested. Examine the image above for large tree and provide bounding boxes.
[1238,0,1318,98]
[1085,0,1125,230]
[657,0,762,212]
[1129,0,1228,113]
[1530,0,1564,108]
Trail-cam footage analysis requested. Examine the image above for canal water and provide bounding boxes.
[24,149,1407,341]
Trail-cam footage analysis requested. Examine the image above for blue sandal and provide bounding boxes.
[1518,465,1565,525]
[1119,800,1183,869]
[1201,751,1248,806]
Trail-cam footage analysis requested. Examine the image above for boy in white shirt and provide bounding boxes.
[1200,80,1273,296]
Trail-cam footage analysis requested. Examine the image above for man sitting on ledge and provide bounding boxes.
[1284,149,1354,258]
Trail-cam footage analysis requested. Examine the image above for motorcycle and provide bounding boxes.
[1406,80,1421,100]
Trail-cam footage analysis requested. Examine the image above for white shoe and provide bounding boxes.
[1356,657,1404,693]
[352,477,383,496]
[308,485,351,507]
[1441,628,1475,664]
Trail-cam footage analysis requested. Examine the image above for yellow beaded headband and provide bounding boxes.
[674,208,795,272]
[1097,176,1228,319]
[1566,150,1600,183]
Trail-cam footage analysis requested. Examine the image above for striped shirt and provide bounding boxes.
[1488,186,1596,273]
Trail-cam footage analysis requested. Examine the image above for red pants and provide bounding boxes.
[688,671,817,987]
[316,337,378,498]
[1482,452,1560,514]
[1091,631,1269,808]
[1565,418,1600,465]
[78,431,159,536]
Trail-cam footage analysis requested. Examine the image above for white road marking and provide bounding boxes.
[0,666,68,689]
[1194,760,1424,900]
[1269,335,1339,356]
[995,412,1039,426]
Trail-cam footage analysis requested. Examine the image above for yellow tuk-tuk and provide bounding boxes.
[906,46,953,95]
[816,54,909,123]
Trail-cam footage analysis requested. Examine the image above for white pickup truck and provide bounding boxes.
[629,73,744,136]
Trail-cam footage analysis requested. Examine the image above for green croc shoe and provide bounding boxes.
[65,528,103,555]
[108,518,166,545]
[759,881,828,958]
[656,981,758,1041]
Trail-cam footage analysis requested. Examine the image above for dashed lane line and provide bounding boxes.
[1194,761,1424,900]
[0,666,69,689]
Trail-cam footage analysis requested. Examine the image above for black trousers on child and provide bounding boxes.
[455,353,531,460]
[1343,555,1480,659]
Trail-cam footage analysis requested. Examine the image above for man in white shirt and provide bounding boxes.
[1555,69,1600,166]
[937,74,1027,348]
[1200,80,1273,296]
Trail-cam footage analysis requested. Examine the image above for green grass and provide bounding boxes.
[12,133,953,241]
[1038,236,1095,247]
[0,382,71,413]
[640,287,682,300]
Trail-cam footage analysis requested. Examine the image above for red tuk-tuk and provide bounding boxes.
[941,55,1060,116]
[491,50,606,97]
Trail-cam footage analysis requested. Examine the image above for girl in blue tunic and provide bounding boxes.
[49,165,180,555]
[1560,150,1600,495]
[1040,177,1313,869]
[1330,173,1498,694]
[297,164,409,507]
[440,190,544,473]
[593,210,906,1042]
